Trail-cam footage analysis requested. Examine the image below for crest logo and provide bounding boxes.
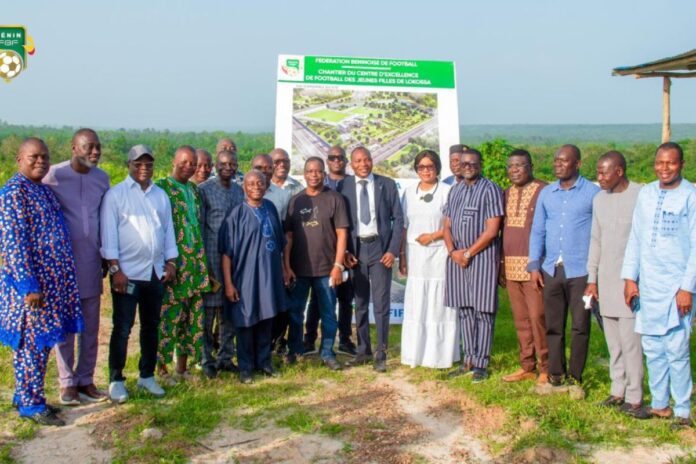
[0,26,35,83]
[278,55,304,81]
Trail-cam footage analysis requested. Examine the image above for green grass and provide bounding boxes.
[305,109,350,123]
[1,290,696,461]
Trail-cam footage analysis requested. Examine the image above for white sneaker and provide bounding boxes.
[136,376,165,397]
[109,381,129,404]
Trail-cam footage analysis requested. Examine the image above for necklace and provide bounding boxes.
[416,181,439,203]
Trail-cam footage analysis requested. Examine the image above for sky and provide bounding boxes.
[2,0,696,131]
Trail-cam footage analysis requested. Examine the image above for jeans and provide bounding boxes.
[305,278,354,345]
[109,271,164,382]
[287,276,338,360]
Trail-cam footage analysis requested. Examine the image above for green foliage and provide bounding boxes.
[478,138,515,189]
[0,122,274,185]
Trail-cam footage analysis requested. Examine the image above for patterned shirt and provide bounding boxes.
[199,177,245,307]
[0,173,83,350]
[156,177,210,300]
[443,176,504,312]
[502,179,546,281]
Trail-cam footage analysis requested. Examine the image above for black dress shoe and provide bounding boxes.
[345,354,372,367]
[25,409,65,427]
[323,358,342,371]
[284,353,298,365]
[447,363,472,378]
[202,365,218,379]
[217,361,238,373]
[260,366,279,378]
[239,371,253,384]
[373,359,387,373]
[337,342,357,357]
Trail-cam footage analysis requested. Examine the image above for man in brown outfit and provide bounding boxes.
[500,149,549,385]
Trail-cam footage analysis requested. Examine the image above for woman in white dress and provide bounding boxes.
[399,150,460,368]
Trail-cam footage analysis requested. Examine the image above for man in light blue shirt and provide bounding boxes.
[528,144,599,393]
[622,142,696,428]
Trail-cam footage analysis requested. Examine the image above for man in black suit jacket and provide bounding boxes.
[339,147,404,372]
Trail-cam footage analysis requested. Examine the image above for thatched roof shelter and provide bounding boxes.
[613,49,696,142]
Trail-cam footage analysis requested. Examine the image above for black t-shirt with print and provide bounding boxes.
[285,187,350,277]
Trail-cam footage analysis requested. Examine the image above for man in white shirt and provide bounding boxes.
[100,144,178,403]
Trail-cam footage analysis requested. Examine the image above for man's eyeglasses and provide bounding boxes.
[416,164,436,172]
[327,155,345,162]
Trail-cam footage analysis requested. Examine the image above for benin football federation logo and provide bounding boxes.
[0,26,35,83]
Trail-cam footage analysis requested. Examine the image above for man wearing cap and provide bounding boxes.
[100,144,178,403]
[443,144,469,185]
[43,128,110,405]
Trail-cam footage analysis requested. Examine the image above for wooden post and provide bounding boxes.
[662,76,671,143]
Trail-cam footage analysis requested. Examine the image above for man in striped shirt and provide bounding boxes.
[444,148,504,382]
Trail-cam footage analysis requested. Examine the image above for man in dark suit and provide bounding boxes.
[340,147,404,372]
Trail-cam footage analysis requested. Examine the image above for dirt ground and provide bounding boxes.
[8,314,696,463]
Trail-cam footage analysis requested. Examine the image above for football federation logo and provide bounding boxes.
[0,26,35,83]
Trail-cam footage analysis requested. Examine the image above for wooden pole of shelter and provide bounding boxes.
[662,76,672,143]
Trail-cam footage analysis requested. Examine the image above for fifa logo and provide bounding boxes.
[0,26,35,83]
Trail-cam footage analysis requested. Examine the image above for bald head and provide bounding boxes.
[251,153,273,183]
[72,128,98,144]
[19,137,48,156]
[216,138,237,155]
[17,137,50,182]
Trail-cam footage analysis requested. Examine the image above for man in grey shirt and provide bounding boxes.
[584,151,646,418]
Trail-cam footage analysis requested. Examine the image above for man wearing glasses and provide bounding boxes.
[270,148,303,197]
[499,149,549,385]
[100,144,178,403]
[444,148,504,382]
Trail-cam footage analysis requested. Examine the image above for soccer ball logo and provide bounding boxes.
[0,50,23,82]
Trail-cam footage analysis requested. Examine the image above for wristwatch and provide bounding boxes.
[333,262,346,271]
[108,264,120,275]
[463,250,471,259]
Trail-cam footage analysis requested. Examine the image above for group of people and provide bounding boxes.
[0,130,693,431]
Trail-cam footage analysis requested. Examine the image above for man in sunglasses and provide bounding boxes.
[101,144,178,403]
[270,148,303,197]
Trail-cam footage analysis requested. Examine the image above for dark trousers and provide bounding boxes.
[305,279,354,346]
[353,239,392,361]
[459,308,496,369]
[109,271,164,382]
[236,318,273,373]
[542,266,590,382]
[201,306,236,368]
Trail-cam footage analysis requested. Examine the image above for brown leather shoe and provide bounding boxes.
[502,368,537,382]
[77,384,108,403]
[59,386,80,406]
[649,406,673,419]
[536,372,549,385]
